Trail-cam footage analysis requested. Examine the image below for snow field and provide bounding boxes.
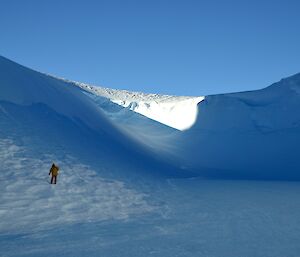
[0,138,155,234]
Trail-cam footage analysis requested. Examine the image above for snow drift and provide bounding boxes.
[0,56,185,179]
[1,55,300,180]
[173,74,300,179]
[71,71,300,180]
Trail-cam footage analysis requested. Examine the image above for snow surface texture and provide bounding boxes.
[75,82,204,130]
[0,139,154,234]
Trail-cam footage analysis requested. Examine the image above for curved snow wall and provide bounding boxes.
[175,74,300,180]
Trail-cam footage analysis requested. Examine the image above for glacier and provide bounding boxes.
[1,55,300,257]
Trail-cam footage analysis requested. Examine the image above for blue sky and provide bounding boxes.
[1,0,300,96]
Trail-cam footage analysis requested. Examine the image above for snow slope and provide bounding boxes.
[3,55,299,181]
[173,74,300,179]
[75,82,204,130]
[0,55,174,235]
[71,73,300,180]
[0,56,187,178]
[0,138,154,234]
[2,56,300,257]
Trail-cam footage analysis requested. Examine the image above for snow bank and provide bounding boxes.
[0,55,186,179]
[1,55,300,181]
[170,73,300,179]
[73,71,300,180]
[0,56,122,134]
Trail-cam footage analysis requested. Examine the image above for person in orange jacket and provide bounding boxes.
[49,163,59,184]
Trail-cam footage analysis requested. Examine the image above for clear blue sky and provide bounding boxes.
[1,0,300,96]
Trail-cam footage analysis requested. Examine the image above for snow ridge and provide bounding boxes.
[73,82,204,131]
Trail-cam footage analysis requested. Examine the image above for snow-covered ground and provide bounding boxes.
[1,55,300,257]
[0,138,155,235]
[2,168,300,257]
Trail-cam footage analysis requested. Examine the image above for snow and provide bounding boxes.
[2,175,300,257]
[169,74,300,179]
[70,73,300,180]
[1,55,300,256]
[74,82,204,130]
[0,139,155,234]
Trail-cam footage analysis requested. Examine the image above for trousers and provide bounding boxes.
[51,175,57,184]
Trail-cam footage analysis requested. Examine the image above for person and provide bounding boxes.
[49,163,59,184]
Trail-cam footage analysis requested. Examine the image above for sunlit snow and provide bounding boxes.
[74,82,204,130]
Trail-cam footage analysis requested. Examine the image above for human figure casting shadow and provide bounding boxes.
[49,163,60,184]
